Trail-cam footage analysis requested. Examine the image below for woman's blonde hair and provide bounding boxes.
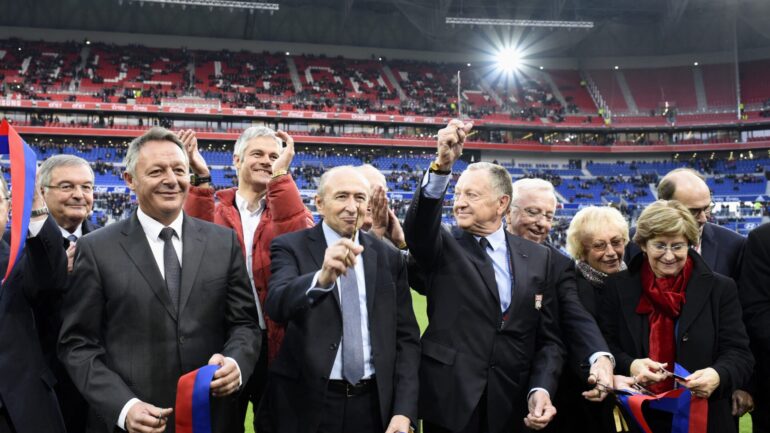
[633,200,699,247]
[566,206,629,260]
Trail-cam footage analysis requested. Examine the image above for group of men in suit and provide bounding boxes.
[3,118,770,433]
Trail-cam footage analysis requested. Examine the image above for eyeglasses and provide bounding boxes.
[45,183,94,194]
[589,238,626,252]
[648,242,689,255]
[688,202,714,218]
[514,205,554,222]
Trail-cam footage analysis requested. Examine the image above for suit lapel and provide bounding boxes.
[360,232,378,313]
[699,223,718,270]
[178,215,206,314]
[677,254,713,339]
[120,213,177,321]
[307,223,339,304]
[456,229,499,305]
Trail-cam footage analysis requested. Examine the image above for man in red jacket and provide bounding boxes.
[181,127,313,433]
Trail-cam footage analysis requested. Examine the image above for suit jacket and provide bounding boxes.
[264,224,420,433]
[0,216,68,433]
[404,183,564,433]
[599,251,754,433]
[625,222,745,281]
[58,212,261,433]
[739,223,770,394]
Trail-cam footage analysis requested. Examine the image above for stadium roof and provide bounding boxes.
[1,0,770,58]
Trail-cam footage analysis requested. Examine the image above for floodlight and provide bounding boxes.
[496,48,522,72]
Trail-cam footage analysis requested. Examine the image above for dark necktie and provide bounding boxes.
[340,265,364,385]
[64,234,78,248]
[159,227,181,310]
[479,237,491,252]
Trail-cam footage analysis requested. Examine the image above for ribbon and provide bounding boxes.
[616,364,708,433]
[175,365,220,433]
[0,120,38,283]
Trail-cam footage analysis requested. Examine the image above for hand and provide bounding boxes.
[369,185,389,240]
[612,375,638,394]
[524,390,557,430]
[629,358,670,386]
[583,355,614,402]
[318,238,364,288]
[684,367,720,399]
[178,129,209,177]
[125,401,173,433]
[272,130,295,174]
[435,119,473,171]
[32,175,47,220]
[731,389,754,417]
[384,414,411,433]
[66,243,76,273]
[385,208,406,248]
[208,354,240,397]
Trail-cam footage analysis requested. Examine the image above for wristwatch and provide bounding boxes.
[271,169,288,179]
[190,173,212,186]
[429,160,451,175]
[31,207,49,217]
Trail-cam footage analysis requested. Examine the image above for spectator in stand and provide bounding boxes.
[182,127,313,433]
[599,200,753,433]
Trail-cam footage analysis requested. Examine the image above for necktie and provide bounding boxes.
[340,265,364,385]
[159,227,181,310]
[64,234,77,248]
[479,237,491,252]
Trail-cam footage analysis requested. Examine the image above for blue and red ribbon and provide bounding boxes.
[616,364,708,433]
[175,365,220,433]
[0,120,38,283]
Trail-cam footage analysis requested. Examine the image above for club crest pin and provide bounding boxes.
[535,294,543,310]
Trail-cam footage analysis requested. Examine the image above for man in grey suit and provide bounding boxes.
[59,127,261,433]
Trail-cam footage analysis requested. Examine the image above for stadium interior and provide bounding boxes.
[1,0,770,251]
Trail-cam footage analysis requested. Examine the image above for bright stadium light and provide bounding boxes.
[496,48,522,72]
[128,0,279,10]
[446,17,594,29]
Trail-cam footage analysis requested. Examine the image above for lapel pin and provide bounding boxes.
[535,294,543,310]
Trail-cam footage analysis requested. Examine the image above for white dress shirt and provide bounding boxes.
[59,223,83,240]
[235,191,267,330]
[307,221,375,380]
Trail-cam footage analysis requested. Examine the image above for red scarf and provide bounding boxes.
[636,255,693,393]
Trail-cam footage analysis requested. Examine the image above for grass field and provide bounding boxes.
[245,290,753,432]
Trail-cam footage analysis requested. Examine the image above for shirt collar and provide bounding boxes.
[321,220,360,247]
[59,223,83,239]
[235,191,265,216]
[137,208,184,240]
[474,223,507,251]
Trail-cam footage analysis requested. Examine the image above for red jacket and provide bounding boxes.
[184,174,314,362]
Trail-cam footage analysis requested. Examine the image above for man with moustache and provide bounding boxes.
[505,178,616,433]
[405,120,564,433]
[59,127,261,433]
[265,166,420,433]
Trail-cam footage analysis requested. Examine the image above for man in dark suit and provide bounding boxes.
[0,176,69,433]
[265,165,420,433]
[404,120,564,433]
[505,178,616,432]
[36,154,100,433]
[59,127,262,433]
[739,223,770,433]
[624,167,752,417]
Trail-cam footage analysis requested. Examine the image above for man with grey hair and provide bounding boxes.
[506,177,616,433]
[34,154,99,433]
[405,120,564,433]
[182,127,313,432]
[59,127,261,433]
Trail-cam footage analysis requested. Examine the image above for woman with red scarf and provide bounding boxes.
[598,200,753,433]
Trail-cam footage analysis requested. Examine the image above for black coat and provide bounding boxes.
[600,251,754,433]
[404,182,564,433]
[0,216,68,433]
[265,224,420,433]
[58,212,261,433]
